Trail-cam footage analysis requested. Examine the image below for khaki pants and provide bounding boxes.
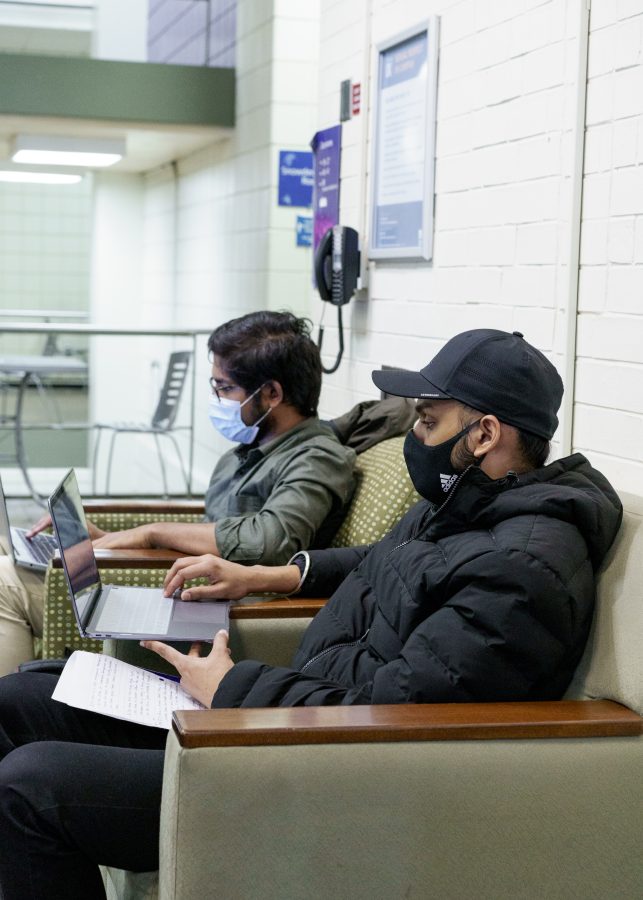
[0,544,44,676]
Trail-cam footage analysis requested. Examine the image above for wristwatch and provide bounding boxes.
[285,550,310,595]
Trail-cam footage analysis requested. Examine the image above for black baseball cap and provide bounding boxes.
[372,329,564,440]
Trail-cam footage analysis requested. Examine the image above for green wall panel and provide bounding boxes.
[0,54,235,127]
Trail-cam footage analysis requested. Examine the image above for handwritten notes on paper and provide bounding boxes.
[52,651,206,729]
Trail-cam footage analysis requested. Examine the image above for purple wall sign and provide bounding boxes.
[311,125,342,253]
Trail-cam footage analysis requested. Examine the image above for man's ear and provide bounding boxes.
[473,415,501,458]
[263,380,284,406]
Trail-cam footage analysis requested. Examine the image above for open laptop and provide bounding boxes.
[48,468,229,641]
[0,475,58,572]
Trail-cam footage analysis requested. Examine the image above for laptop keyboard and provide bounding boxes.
[95,587,173,635]
[15,530,57,564]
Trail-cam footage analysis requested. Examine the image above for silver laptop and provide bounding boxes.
[0,475,58,572]
[48,468,229,641]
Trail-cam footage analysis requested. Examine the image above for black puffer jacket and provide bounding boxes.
[213,454,622,708]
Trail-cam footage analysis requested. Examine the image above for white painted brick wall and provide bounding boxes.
[578,0,643,493]
[314,0,643,494]
[95,0,643,495]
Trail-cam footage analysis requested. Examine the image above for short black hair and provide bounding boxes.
[515,430,550,469]
[458,403,550,470]
[208,310,321,417]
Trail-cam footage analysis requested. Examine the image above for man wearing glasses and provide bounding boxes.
[0,310,355,674]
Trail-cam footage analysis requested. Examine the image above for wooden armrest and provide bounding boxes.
[83,499,205,514]
[173,700,643,748]
[230,597,326,618]
[53,549,182,568]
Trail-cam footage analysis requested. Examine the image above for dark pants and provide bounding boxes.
[0,672,168,900]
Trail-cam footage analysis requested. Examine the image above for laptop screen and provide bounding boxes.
[48,469,100,625]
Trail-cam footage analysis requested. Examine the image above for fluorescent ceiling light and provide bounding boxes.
[0,171,83,184]
[11,135,125,168]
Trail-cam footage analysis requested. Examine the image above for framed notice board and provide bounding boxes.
[369,19,439,261]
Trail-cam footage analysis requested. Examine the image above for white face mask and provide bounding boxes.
[208,386,271,444]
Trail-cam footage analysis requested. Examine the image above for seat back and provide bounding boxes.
[565,491,643,714]
[151,351,191,430]
[331,435,420,548]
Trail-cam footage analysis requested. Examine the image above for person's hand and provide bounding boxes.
[141,629,234,706]
[28,513,105,541]
[163,554,254,601]
[93,525,153,550]
[25,513,52,539]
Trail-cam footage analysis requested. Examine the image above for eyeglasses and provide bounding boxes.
[209,378,240,401]
[209,378,266,402]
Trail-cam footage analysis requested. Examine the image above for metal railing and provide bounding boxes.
[0,322,211,500]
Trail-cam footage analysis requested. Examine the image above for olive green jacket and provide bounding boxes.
[204,418,355,565]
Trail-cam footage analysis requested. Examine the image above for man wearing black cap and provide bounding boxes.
[0,330,624,895]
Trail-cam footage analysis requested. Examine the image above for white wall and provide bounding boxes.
[575,0,643,493]
[92,0,148,61]
[88,172,165,495]
[313,0,643,496]
[86,0,643,497]
[0,177,92,355]
[125,0,321,494]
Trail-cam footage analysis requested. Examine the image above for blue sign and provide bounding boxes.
[296,215,313,247]
[278,150,314,207]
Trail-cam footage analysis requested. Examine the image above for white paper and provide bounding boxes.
[52,650,206,729]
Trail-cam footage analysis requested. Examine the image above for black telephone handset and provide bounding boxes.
[314,225,360,305]
[314,226,360,374]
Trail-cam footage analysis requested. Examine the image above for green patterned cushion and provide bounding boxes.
[331,435,420,547]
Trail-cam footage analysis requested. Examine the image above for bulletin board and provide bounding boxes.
[369,19,440,261]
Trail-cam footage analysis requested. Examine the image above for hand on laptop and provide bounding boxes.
[140,629,234,707]
[26,513,105,541]
[25,513,52,540]
[163,554,254,601]
[164,554,302,602]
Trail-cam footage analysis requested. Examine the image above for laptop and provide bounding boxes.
[0,475,58,572]
[48,468,230,641]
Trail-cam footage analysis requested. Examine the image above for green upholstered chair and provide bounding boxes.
[330,434,419,547]
[42,436,420,659]
[102,491,642,900]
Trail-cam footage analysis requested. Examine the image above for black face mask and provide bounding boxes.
[403,421,479,506]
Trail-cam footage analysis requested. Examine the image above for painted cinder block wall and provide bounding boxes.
[312,0,643,496]
[575,0,643,492]
[131,0,641,496]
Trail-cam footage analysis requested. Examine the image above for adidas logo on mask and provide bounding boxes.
[440,473,458,492]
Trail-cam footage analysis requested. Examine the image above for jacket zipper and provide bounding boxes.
[300,628,370,672]
[385,464,474,558]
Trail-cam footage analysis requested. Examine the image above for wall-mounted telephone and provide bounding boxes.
[314,225,360,373]
[315,225,360,305]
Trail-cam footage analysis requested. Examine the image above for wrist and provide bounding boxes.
[146,522,165,548]
[247,563,302,596]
